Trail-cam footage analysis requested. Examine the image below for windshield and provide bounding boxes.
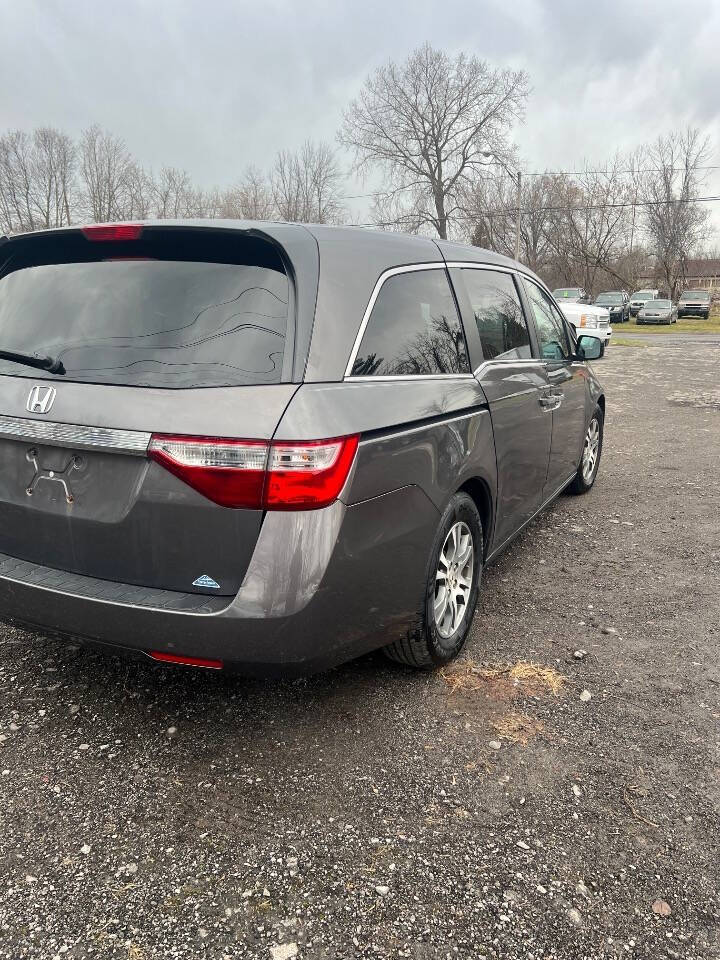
[645,300,671,309]
[0,229,289,389]
[631,291,654,299]
[553,288,582,299]
[681,290,710,301]
[595,293,623,304]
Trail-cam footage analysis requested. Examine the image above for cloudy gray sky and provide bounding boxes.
[2,0,719,231]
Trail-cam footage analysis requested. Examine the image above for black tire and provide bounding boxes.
[568,407,604,495]
[384,492,483,669]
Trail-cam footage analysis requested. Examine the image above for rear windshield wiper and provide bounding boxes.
[0,349,65,375]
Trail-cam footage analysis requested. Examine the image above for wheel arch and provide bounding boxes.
[458,476,493,560]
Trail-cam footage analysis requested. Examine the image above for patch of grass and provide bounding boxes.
[610,338,650,348]
[615,308,720,335]
[491,710,544,744]
[442,660,566,699]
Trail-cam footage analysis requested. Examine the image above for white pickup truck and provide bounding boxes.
[557,300,612,344]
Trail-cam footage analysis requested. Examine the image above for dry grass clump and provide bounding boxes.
[441,660,566,700]
[491,711,544,744]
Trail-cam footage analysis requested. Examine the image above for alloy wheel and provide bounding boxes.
[582,418,600,483]
[434,521,474,639]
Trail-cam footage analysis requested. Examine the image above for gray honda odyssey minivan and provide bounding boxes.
[0,221,605,674]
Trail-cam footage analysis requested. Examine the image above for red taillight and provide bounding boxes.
[148,436,268,508]
[82,223,143,242]
[264,436,359,510]
[148,651,223,669]
[148,434,359,510]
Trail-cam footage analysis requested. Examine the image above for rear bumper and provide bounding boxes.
[0,487,439,675]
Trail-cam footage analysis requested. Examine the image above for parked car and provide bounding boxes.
[552,287,589,303]
[677,289,711,319]
[629,289,659,317]
[637,298,677,325]
[557,301,613,343]
[594,291,630,323]
[0,222,606,674]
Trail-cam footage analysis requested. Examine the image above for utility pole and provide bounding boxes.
[481,152,523,263]
[514,170,522,262]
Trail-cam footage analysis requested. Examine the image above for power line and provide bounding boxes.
[339,165,720,201]
[483,194,720,216]
[350,193,720,228]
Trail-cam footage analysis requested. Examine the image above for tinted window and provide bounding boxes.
[0,229,289,388]
[351,269,469,377]
[524,280,571,361]
[462,269,531,361]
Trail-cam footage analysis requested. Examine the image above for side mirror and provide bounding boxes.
[576,334,604,360]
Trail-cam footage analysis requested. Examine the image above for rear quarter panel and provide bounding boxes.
[275,377,497,536]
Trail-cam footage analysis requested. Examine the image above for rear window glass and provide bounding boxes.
[462,269,531,361]
[0,228,289,388]
[351,268,469,377]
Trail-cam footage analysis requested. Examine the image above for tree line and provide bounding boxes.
[0,124,345,233]
[0,44,713,299]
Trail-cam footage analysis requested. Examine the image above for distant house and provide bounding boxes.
[638,258,720,296]
[681,258,720,293]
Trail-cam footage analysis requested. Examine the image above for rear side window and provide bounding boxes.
[0,229,289,388]
[462,269,531,361]
[350,268,469,377]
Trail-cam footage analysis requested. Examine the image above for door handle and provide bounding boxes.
[538,393,557,411]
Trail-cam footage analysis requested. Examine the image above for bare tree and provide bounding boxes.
[0,127,77,233]
[272,141,345,223]
[542,159,632,294]
[639,128,711,299]
[124,163,155,219]
[152,166,197,218]
[79,124,136,221]
[31,127,76,228]
[339,43,529,239]
[217,166,276,220]
[464,173,560,274]
[0,130,41,232]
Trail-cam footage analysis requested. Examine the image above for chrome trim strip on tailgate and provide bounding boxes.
[0,415,151,455]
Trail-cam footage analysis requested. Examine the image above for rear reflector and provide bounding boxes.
[148,651,223,669]
[148,434,359,510]
[82,223,143,242]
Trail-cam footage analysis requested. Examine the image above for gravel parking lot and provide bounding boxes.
[1,337,719,960]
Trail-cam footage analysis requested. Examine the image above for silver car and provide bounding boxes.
[637,299,677,325]
[0,222,606,674]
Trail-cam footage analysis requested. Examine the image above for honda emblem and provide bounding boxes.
[26,385,57,415]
